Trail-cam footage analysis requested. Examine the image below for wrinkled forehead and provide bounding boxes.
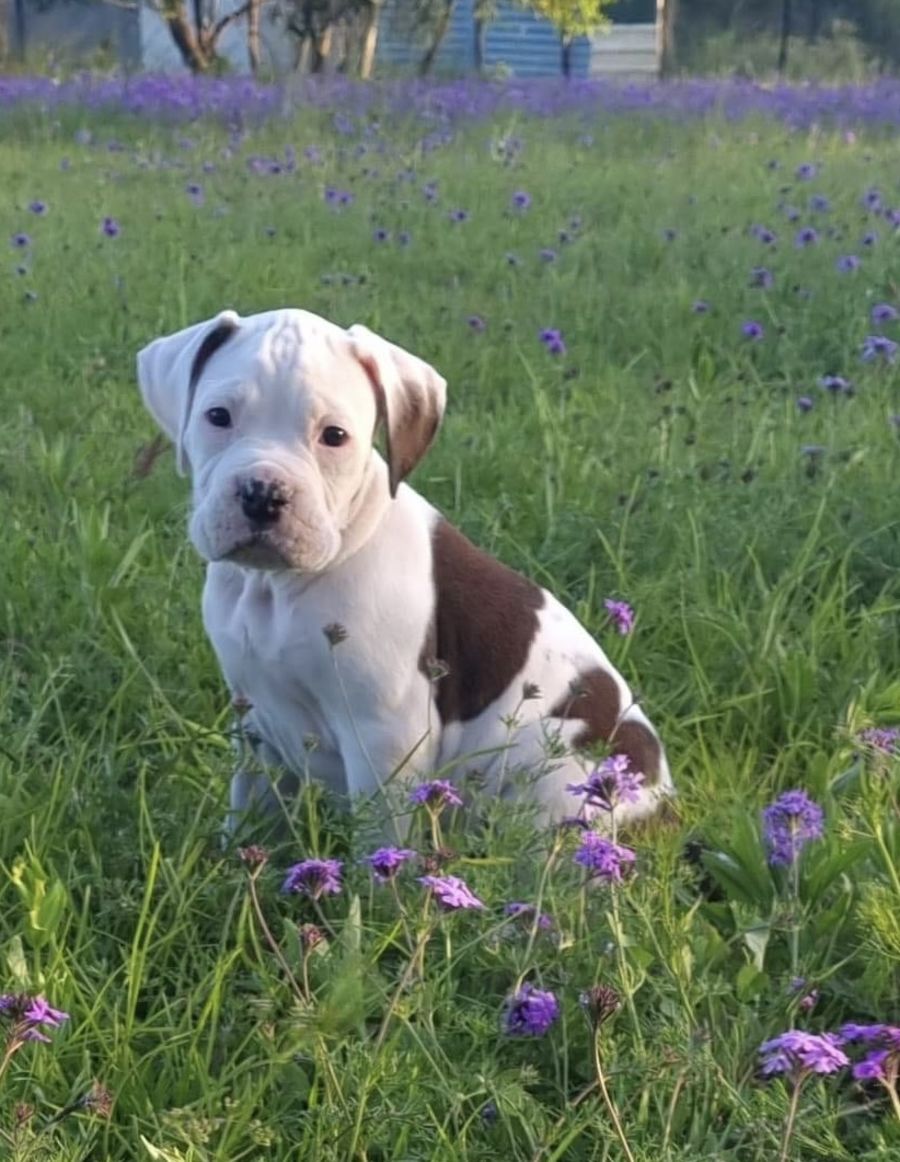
[200,309,375,420]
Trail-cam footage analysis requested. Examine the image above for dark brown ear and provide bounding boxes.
[348,324,447,498]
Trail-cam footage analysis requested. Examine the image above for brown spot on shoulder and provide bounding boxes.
[551,666,662,787]
[420,519,544,723]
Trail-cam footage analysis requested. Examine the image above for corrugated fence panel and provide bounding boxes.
[377,0,591,77]
[589,23,659,76]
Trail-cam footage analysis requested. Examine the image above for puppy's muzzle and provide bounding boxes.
[239,478,289,529]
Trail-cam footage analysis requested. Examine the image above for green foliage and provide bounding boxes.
[521,0,612,40]
[1,99,900,1159]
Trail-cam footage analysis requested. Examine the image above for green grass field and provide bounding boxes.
[1,90,900,1159]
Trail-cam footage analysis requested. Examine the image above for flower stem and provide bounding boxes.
[779,1075,806,1162]
[591,1031,636,1162]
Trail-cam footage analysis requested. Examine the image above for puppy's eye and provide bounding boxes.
[205,407,232,429]
[321,426,349,447]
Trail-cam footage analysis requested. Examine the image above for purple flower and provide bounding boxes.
[808,194,830,213]
[10,232,31,249]
[795,162,819,181]
[750,224,777,245]
[573,833,636,883]
[539,247,557,263]
[539,328,566,356]
[862,231,879,247]
[603,598,634,635]
[818,374,852,394]
[0,994,69,1044]
[861,335,899,364]
[185,182,204,206]
[511,190,531,211]
[503,902,554,930]
[418,874,484,910]
[797,396,814,413]
[836,255,860,273]
[759,1031,848,1077]
[861,188,883,212]
[853,1050,890,1081]
[871,303,899,325]
[397,231,411,247]
[794,226,819,247]
[750,266,774,289]
[409,779,463,809]
[281,858,343,899]
[502,984,559,1036]
[762,789,824,867]
[838,1024,900,1082]
[467,314,486,333]
[363,847,417,882]
[28,200,47,215]
[742,320,765,341]
[857,726,900,755]
[372,228,390,243]
[662,227,677,242]
[100,217,120,238]
[692,299,710,314]
[22,997,69,1030]
[568,754,645,812]
[448,209,470,223]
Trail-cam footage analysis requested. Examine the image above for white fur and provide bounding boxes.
[136,308,673,834]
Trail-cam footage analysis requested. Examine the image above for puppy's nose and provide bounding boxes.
[239,479,288,528]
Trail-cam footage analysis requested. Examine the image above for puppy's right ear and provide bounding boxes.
[136,310,240,476]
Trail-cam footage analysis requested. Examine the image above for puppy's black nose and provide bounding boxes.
[240,479,288,528]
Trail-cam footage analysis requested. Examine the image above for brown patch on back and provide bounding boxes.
[551,667,662,787]
[421,520,544,723]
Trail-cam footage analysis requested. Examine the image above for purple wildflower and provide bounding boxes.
[10,232,30,249]
[539,328,566,356]
[418,874,484,910]
[281,858,343,899]
[762,789,824,867]
[837,1024,900,1082]
[409,779,463,809]
[662,227,677,242]
[539,247,557,263]
[363,847,417,883]
[795,226,819,247]
[467,314,486,333]
[28,200,47,216]
[502,984,559,1037]
[511,190,531,210]
[603,598,634,634]
[0,994,69,1045]
[809,194,830,213]
[503,902,554,930]
[372,228,390,243]
[759,1031,848,1077]
[795,162,819,181]
[100,217,120,238]
[857,726,900,755]
[836,255,860,273]
[853,1050,891,1081]
[742,320,764,341]
[861,335,899,364]
[692,299,710,314]
[751,224,777,245]
[871,303,899,325]
[448,209,470,223]
[185,182,204,206]
[818,374,852,393]
[797,396,814,413]
[861,188,883,213]
[573,833,636,883]
[568,754,645,812]
[862,231,879,247]
[397,231,411,247]
[750,266,774,289]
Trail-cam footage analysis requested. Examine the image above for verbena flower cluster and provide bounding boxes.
[762,789,825,867]
[0,994,69,1043]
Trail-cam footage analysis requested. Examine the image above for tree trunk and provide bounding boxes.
[247,0,262,72]
[777,0,792,75]
[419,0,453,76]
[163,4,212,72]
[311,23,333,71]
[560,33,572,78]
[473,16,486,72]
[659,0,677,77]
[357,0,380,79]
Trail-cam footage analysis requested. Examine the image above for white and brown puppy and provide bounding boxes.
[137,308,673,833]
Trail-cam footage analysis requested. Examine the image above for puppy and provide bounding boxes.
[136,308,673,833]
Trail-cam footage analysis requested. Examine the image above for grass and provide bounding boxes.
[1,91,900,1159]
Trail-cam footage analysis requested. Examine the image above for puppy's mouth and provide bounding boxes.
[219,535,291,570]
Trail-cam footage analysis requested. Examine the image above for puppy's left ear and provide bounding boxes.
[348,324,447,498]
[136,309,240,476]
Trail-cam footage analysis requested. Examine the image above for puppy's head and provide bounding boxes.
[136,308,446,572]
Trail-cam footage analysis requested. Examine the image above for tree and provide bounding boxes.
[137,0,255,74]
[523,0,613,76]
